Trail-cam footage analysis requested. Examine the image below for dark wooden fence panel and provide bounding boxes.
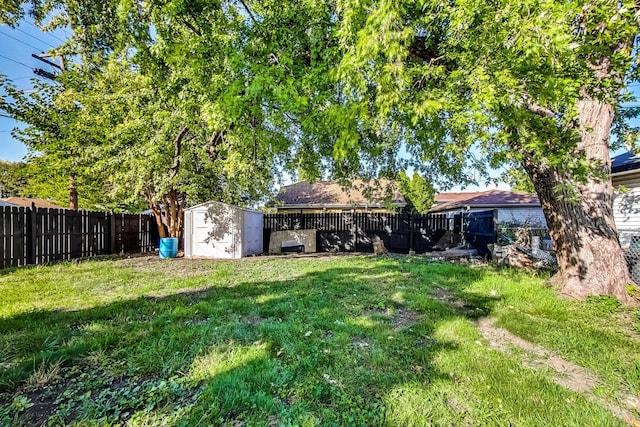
[264,212,455,254]
[0,206,28,268]
[0,205,158,269]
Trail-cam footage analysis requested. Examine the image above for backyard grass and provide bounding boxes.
[0,254,639,426]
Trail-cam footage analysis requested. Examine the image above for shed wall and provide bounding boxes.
[185,202,263,258]
[613,173,640,248]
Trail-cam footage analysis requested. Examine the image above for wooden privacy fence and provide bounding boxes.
[0,205,159,269]
[264,212,464,254]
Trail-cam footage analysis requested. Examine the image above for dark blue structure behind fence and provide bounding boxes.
[463,210,497,256]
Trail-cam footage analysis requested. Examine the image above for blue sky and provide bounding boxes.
[0,19,68,162]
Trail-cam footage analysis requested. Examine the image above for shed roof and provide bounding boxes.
[185,200,263,214]
[275,180,406,208]
[430,190,540,213]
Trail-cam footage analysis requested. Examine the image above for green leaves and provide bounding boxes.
[397,171,435,214]
[4,0,639,202]
[334,0,640,187]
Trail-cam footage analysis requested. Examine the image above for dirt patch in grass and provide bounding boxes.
[245,315,267,327]
[115,256,218,277]
[391,308,422,331]
[415,337,434,348]
[362,307,422,331]
[362,308,392,317]
[351,336,373,350]
[475,317,640,424]
[612,311,640,341]
[432,288,484,316]
[20,389,58,426]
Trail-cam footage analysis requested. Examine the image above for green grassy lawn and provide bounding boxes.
[0,255,639,426]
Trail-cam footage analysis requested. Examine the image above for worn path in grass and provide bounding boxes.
[434,287,640,425]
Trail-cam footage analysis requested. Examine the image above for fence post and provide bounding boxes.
[28,203,37,265]
[409,213,414,253]
[353,212,357,252]
[110,211,117,254]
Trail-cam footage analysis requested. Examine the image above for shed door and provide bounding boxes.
[242,212,263,256]
[192,209,237,258]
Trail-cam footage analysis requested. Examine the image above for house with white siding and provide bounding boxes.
[430,190,547,226]
[611,152,640,248]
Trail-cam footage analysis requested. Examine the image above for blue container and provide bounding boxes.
[159,237,179,259]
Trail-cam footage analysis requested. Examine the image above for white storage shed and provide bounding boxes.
[184,201,264,259]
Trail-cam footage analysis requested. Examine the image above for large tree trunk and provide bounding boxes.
[162,189,186,238]
[521,95,635,304]
[145,189,168,238]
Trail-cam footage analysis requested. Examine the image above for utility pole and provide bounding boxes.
[32,53,78,210]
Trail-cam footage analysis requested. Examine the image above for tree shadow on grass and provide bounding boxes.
[0,259,500,425]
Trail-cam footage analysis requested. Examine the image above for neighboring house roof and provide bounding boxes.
[0,200,15,207]
[275,180,406,209]
[0,197,65,209]
[611,151,640,175]
[433,192,480,204]
[429,190,540,213]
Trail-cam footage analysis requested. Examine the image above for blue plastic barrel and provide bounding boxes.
[159,237,179,258]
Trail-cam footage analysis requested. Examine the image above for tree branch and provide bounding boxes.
[176,194,187,235]
[169,126,190,180]
[520,92,556,119]
[207,131,225,161]
[207,123,234,162]
[181,18,202,36]
[238,0,258,24]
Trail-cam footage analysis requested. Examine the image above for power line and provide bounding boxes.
[0,30,48,53]
[0,53,32,70]
[24,21,67,44]
[14,27,57,49]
